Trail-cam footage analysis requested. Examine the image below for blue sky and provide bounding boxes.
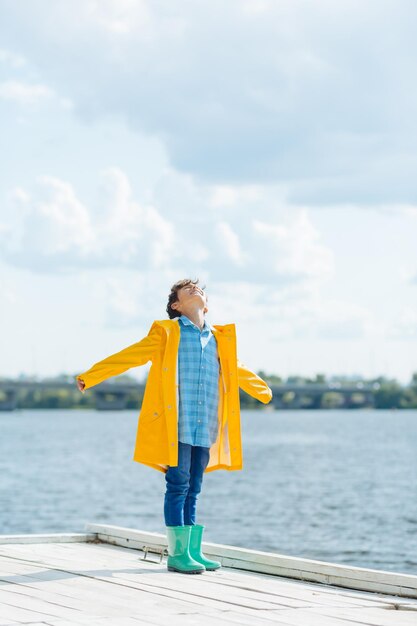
[1,0,416,384]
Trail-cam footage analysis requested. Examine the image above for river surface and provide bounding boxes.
[1,408,416,574]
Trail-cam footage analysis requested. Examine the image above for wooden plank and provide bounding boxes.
[0,592,73,625]
[214,567,403,605]
[1,534,417,626]
[0,549,300,613]
[0,584,96,622]
[0,546,358,623]
[86,523,417,599]
[0,587,400,624]
[332,605,417,625]
[58,541,417,611]
[0,567,289,625]
[0,544,286,623]
[14,607,286,626]
[0,545,410,626]
[0,623,52,626]
[1,540,414,614]
[0,564,160,617]
[0,541,373,612]
[0,570,246,626]
[272,605,417,626]
[0,533,96,545]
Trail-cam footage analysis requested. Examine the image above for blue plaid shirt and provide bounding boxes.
[177,314,220,447]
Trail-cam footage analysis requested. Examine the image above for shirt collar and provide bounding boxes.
[179,314,212,333]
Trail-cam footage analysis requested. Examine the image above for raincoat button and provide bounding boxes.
[168,405,172,409]
[154,412,158,416]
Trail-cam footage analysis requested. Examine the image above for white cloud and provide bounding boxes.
[215,222,246,266]
[85,270,177,331]
[0,80,53,104]
[85,0,152,34]
[101,276,140,317]
[388,307,417,340]
[209,184,264,208]
[207,276,378,344]
[0,79,72,110]
[242,0,273,16]
[0,270,18,306]
[36,175,94,254]
[2,1,417,202]
[0,168,176,272]
[399,204,417,219]
[2,167,337,292]
[312,300,378,341]
[97,167,176,267]
[9,187,31,205]
[252,209,334,281]
[1,1,416,382]
[0,48,26,68]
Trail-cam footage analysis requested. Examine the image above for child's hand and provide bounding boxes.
[77,379,86,393]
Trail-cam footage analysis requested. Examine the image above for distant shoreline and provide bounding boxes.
[1,375,416,410]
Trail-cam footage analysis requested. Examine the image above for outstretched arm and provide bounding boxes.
[75,321,162,391]
[237,358,273,404]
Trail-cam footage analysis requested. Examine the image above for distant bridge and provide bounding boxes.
[0,380,377,411]
[269,383,376,409]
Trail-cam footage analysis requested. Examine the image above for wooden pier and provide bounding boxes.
[0,523,416,625]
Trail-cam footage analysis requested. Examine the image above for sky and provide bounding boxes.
[1,0,417,385]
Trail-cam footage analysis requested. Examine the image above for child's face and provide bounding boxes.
[172,284,208,315]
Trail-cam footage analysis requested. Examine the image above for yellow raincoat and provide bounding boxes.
[75,318,273,473]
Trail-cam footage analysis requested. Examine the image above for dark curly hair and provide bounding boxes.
[166,278,207,319]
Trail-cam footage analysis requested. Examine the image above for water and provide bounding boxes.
[1,408,416,575]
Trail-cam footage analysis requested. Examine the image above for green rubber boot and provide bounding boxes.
[166,525,205,574]
[187,524,222,571]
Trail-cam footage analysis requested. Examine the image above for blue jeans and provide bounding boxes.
[164,441,210,526]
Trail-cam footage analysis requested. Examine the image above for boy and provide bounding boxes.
[76,278,273,574]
